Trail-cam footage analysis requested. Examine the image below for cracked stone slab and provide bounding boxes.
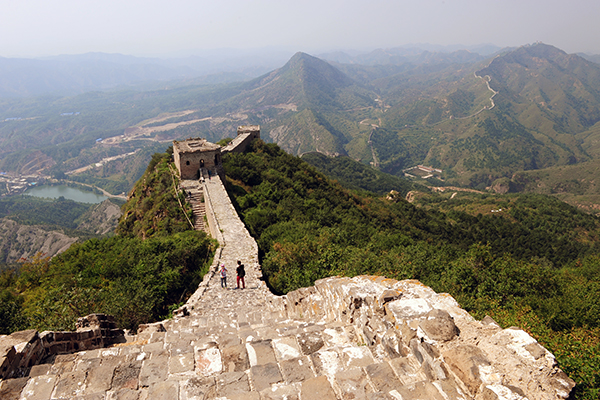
[216,371,250,397]
[393,380,447,400]
[53,370,87,398]
[335,367,371,400]
[246,340,277,366]
[111,362,142,391]
[311,350,343,377]
[19,375,58,400]
[250,362,283,391]
[388,355,428,386]
[147,380,179,400]
[106,388,142,400]
[365,362,403,393]
[139,354,168,386]
[297,331,324,356]
[0,377,28,400]
[260,383,300,400]
[279,357,314,383]
[341,346,375,368]
[195,345,222,376]
[180,377,216,400]
[272,337,301,361]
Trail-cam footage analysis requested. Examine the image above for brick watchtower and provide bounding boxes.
[172,138,222,180]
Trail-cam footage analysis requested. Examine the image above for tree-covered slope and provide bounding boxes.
[223,140,600,398]
[116,148,194,239]
[301,151,424,196]
[358,43,600,194]
[226,141,600,287]
[0,150,215,333]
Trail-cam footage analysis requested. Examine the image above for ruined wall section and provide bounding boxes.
[284,275,575,399]
[0,314,123,380]
[222,125,261,154]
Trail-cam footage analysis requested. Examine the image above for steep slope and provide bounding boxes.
[0,218,78,263]
[215,52,377,156]
[301,152,424,196]
[367,44,600,189]
[0,197,122,264]
[478,43,600,139]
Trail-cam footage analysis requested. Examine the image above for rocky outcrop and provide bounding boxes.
[0,200,121,264]
[0,218,78,263]
[284,276,575,399]
[75,199,122,235]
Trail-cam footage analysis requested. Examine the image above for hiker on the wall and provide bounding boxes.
[236,260,246,289]
[219,264,227,288]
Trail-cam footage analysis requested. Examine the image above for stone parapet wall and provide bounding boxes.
[221,132,254,154]
[0,314,123,380]
[222,125,261,155]
[199,173,224,245]
[283,275,575,399]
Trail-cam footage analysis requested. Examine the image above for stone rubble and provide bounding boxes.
[0,171,576,399]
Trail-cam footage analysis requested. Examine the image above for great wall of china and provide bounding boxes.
[0,128,576,399]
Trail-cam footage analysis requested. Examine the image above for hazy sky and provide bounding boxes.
[2,0,599,58]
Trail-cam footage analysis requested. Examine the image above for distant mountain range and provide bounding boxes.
[0,49,296,97]
[0,45,505,98]
[2,43,600,209]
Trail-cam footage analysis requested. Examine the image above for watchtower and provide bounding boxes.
[172,138,222,180]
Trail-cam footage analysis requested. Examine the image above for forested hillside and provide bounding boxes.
[0,150,215,333]
[301,152,424,195]
[223,140,600,398]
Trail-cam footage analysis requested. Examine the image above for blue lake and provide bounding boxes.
[25,185,108,204]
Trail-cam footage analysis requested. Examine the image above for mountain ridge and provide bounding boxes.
[3,43,600,208]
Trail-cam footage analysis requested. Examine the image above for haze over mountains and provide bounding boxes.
[0,44,504,97]
[0,49,296,97]
[2,42,600,210]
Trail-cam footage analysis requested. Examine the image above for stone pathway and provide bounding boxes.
[0,172,575,399]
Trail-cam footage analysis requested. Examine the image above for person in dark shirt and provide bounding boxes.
[236,260,246,289]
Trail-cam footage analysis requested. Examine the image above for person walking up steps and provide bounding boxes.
[219,264,227,288]
[236,260,245,289]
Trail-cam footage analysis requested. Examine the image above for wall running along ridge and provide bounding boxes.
[0,129,576,399]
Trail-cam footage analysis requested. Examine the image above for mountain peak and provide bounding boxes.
[280,51,354,87]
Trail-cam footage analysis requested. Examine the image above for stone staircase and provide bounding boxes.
[0,171,576,399]
[181,180,207,233]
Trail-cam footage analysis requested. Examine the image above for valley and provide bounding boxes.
[2,43,600,215]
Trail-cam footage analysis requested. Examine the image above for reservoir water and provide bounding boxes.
[25,185,108,204]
